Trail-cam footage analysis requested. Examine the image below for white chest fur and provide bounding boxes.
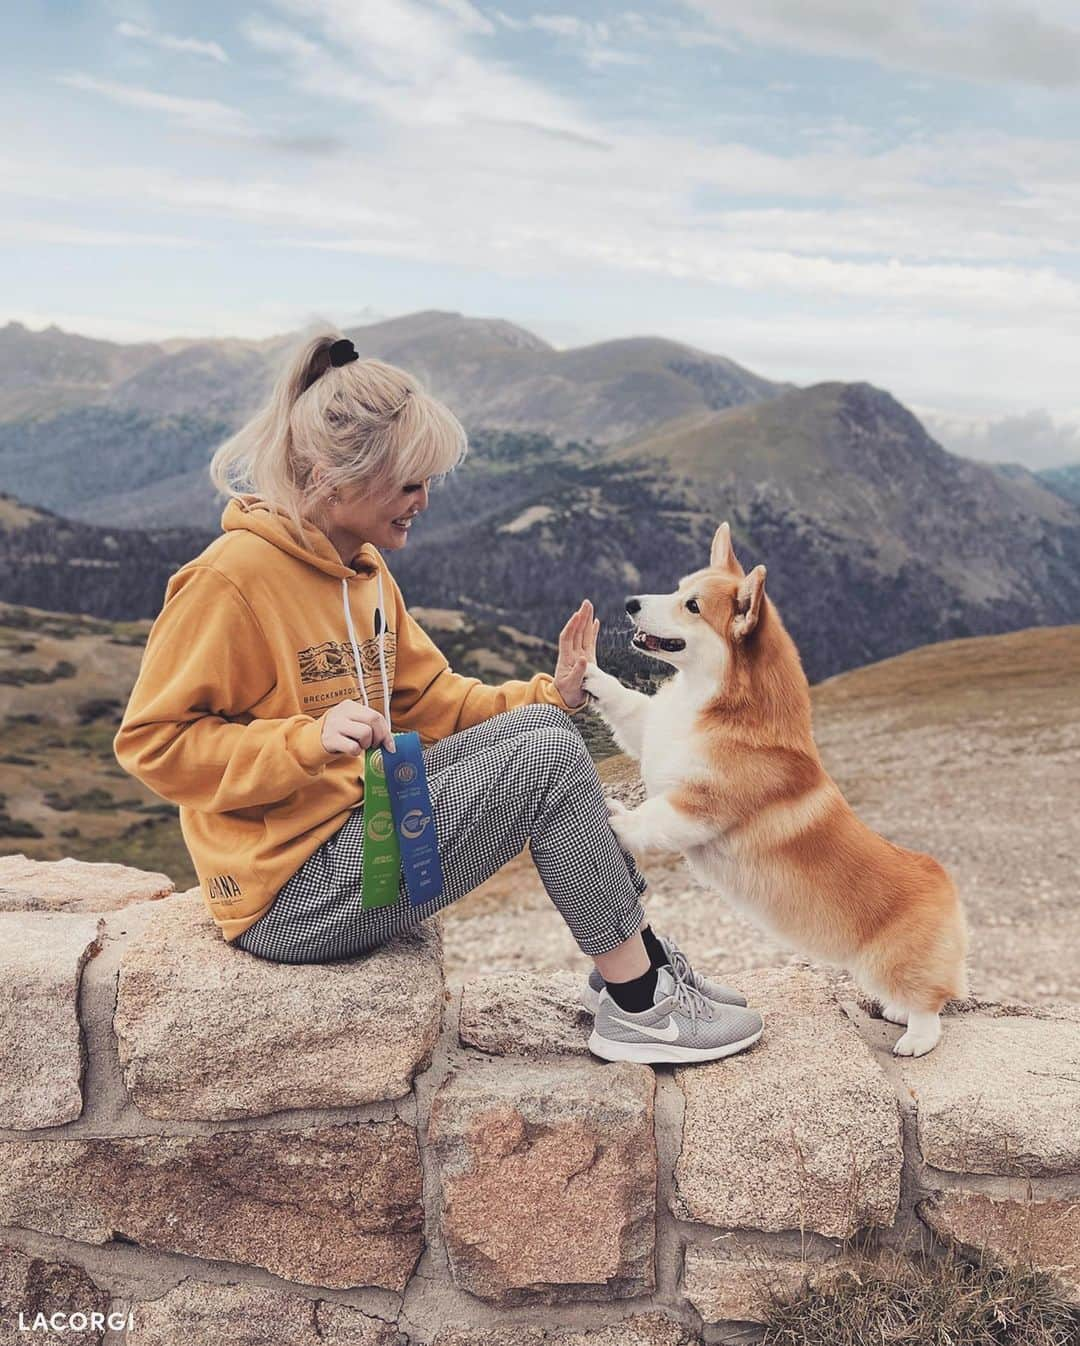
[639,673,710,797]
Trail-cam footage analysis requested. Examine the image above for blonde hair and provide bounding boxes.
[209,331,468,537]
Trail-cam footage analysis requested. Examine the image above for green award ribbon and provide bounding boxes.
[361,746,401,909]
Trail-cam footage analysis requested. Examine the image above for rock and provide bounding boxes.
[114,890,444,1120]
[920,1192,1080,1304]
[0,1120,423,1292]
[901,1017,1080,1176]
[432,1312,699,1345]
[0,1243,111,1344]
[0,854,173,912]
[0,913,103,1128]
[428,1057,656,1305]
[672,967,901,1238]
[134,1280,403,1345]
[683,1245,824,1325]
[458,970,593,1056]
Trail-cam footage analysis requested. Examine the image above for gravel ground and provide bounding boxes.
[439,631,1079,1006]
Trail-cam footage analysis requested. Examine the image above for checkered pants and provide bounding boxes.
[233,702,649,964]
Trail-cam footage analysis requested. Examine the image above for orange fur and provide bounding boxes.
[673,534,968,1020]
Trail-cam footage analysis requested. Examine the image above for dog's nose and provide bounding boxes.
[625,597,641,615]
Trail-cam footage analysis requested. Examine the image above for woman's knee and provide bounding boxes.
[508,723,594,782]
[493,702,576,733]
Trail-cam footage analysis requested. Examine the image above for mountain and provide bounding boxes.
[380,385,1080,679]
[4,378,1080,682]
[0,492,215,620]
[0,407,230,527]
[1038,462,1080,507]
[0,313,785,528]
[0,321,165,420]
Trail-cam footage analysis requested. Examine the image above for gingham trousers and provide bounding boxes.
[233,702,649,964]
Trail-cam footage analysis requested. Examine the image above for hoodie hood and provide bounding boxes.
[221,493,381,581]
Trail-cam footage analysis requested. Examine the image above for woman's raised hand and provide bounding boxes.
[321,700,396,755]
[553,599,599,711]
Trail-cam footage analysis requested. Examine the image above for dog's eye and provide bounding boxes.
[686,598,700,614]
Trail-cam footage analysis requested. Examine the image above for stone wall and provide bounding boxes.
[1,856,1078,1345]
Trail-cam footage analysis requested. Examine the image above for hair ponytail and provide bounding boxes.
[209,330,468,540]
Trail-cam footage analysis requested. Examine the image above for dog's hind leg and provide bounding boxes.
[582,662,651,760]
[879,1003,909,1026]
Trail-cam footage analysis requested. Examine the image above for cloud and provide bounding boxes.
[682,0,1080,88]
[242,0,595,141]
[56,73,250,136]
[490,10,645,66]
[0,221,202,248]
[115,20,229,63]
[918,407,1080,470]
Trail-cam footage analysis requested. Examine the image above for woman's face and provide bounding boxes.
[330,476,431,554]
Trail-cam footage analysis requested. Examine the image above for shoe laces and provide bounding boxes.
[665,957,714,1026]
[664,937,705,996]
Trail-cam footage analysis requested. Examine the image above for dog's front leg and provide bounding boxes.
[608,792,715,854]
[582,661,651,760]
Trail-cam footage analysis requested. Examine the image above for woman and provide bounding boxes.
[113,333,762,1064]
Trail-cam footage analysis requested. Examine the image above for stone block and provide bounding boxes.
[458,970,592,1056]
[428,1057,656,1305]
[0,1120,423,1291]
[133,1280,403,1345]
[683,1245,807,1325]
[114,890,444,1119]
[901,1016,1080,1175]
[921,1192,1080,1304]
[0,913,103,1128]
[432,1312,699,1345]
[0,854,173,912]
[0,1243,111,1344]
[672,967,901,1238]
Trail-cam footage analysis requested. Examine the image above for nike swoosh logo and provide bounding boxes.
[609,1013,680,1041]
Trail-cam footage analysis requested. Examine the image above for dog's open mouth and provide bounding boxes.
[632,630,686,653]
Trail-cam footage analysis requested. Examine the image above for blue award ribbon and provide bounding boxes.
[383,731,444,907]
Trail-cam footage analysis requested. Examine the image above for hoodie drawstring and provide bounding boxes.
[341,572,393,734]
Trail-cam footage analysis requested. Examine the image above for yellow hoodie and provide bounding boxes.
[113,494,583,942]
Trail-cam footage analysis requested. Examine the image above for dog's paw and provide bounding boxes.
[609,808,642,852]
[605,794,629,817]
[879,1002,909,1026]
[892,1023,941,1057]
[581,661,616,703]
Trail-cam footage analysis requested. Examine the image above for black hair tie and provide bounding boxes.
[328,337,359,367]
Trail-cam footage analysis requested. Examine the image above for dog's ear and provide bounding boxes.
[710,522,746,578]
[733,565,766,640]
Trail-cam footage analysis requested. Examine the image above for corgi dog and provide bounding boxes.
[582,523,968,1057]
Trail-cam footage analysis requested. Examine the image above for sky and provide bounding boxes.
[3,1,1080,468]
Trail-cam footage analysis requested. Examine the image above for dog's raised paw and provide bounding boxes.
[605,795,629,816]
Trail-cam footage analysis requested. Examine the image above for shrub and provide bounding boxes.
[761,1250,1078,1346]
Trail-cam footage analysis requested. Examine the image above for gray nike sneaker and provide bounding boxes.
[588,963,764,1065]
[580,930,748,1013]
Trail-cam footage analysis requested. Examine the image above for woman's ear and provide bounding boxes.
[733,565,767,640]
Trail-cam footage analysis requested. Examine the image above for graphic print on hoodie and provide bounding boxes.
[113,494,582,942]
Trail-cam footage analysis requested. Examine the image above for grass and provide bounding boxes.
[760,1249,1079,1346]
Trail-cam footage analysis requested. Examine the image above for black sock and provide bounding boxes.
[639,924,669,972]
[605,963,659,1014]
